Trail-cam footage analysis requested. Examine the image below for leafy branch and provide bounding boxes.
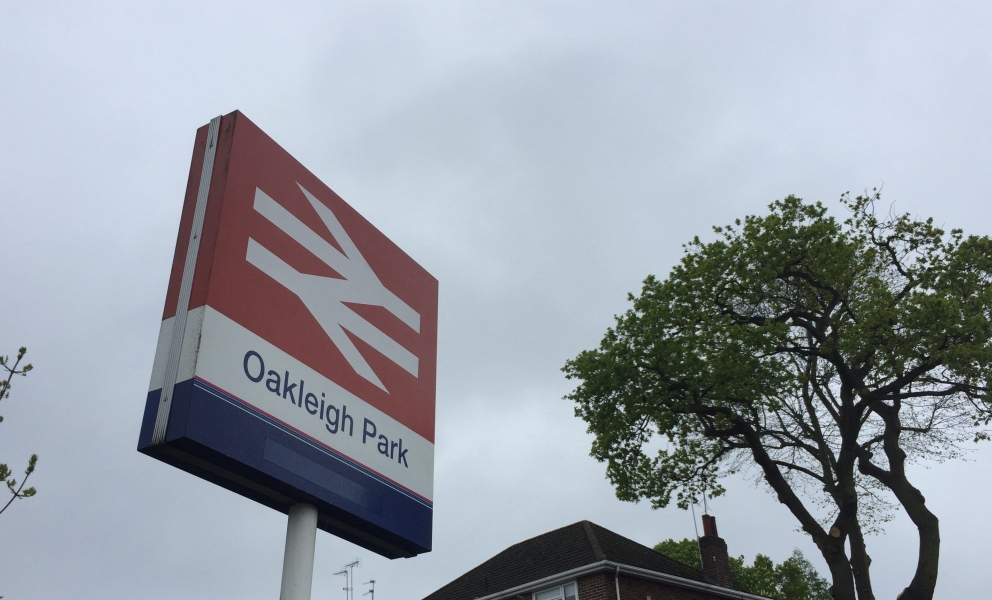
[1,347,39,515]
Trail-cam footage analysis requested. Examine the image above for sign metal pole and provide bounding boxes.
[279,503,318,600]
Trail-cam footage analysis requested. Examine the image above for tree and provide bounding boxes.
[654,538,830,600]
[1,347,38,516]
[563,192,992,600]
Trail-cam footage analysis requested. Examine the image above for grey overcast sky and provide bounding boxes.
[2,2,991,599]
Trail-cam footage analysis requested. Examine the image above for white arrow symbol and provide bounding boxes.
[246,184,419,392]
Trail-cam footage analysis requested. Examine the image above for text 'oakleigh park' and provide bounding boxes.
[242,350,412,468]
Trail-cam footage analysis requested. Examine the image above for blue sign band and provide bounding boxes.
[138,379,433,558]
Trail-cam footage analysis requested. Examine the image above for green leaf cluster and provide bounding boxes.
[654,538,830,600]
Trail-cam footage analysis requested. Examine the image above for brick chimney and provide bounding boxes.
[698,514,733,588]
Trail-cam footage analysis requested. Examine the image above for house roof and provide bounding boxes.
[422,520,706,600]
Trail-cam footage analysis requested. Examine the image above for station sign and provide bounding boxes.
[138,111,438,558]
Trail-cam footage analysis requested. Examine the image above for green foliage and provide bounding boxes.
[1,346,38,516]
[654,537,704,570]
[565,192,992,600]
[654,538,830,600]
[776,550,832,600]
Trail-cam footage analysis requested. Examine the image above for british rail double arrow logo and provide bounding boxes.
[246,184,420,392]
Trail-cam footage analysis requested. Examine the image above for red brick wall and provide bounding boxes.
[619,574,725,600]
[577,573,616,600]
[574,572,728,600]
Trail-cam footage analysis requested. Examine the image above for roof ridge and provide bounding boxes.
[494,520,588,553]
[581,521,606,561]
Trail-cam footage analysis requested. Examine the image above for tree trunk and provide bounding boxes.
[738,421,860,600]
[816,537,857,600]
[847,520,875,600]
[862,400,940,600]
[890,482,940,600]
